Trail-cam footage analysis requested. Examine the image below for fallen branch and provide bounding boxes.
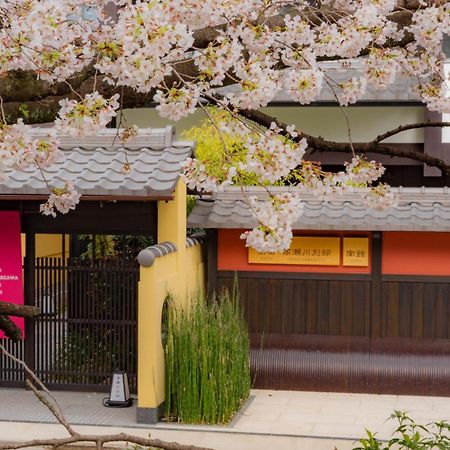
[0,433,214,450]
[25,379,77,436]
[0,343,215,450]
[1,343,86,426]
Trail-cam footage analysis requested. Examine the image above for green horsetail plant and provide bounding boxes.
[164,286,251,424]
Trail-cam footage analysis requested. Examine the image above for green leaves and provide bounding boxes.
[353,412,450,450]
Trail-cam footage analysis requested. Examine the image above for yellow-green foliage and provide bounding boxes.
[181,108,261,186]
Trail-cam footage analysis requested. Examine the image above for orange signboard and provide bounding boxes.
[249,237,341,266]
[343,238,369,267]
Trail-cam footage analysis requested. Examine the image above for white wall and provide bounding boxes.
[120,106,425,144]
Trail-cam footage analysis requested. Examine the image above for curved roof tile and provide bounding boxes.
[188,187,450,232]
[0,127,194,199]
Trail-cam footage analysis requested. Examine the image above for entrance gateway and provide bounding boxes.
[1,251,140,392]
[0,128,194,392]
[188,186,450,397]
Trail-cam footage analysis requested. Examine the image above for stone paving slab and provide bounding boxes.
[0,388,448,449]
[0,422,357,450]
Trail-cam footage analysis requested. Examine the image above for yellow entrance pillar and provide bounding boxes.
[137,179,187,423]
[158,179,187,284]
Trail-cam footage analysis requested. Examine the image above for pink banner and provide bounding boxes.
[0,211,24,338]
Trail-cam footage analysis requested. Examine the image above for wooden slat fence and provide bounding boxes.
[217,272,450,396]
[0,257,139,392]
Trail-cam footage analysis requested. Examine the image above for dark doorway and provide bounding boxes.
[0,200,157,392]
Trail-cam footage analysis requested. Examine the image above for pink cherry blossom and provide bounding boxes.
[0,0,447,252]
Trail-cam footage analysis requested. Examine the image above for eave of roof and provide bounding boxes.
[0,127,194,201]
[188,187,450,232]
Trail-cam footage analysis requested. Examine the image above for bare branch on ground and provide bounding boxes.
[0,344,215,450]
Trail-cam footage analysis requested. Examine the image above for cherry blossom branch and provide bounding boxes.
[1,0,447,254]
[373,121,450,143]
[0,302,39,341]
[0,316,22,341]
[0,0,420,125]
[235,107,450,174]
[0,303,40,318]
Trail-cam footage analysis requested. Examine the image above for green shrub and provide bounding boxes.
[164,287,250,424]
[354,411,450,450]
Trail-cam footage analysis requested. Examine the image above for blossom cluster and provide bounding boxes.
[195,37,243,86]
[241,192,303,253]
[241,130,308,184]
[181,157,219,193]
[284,69,323,105]
[0,121,61,172]
[408,6,450,53]
[0,1,101,81]
[0,0,448,253]
[0,122,81,215]
[292,156,395,206]
[227,59,281,109]
[55,92,120,137]
[154,85,200,121]
[362,183,398,211]
[336,78,367,107]
[94,2,194,92]
[365,50,399,90]
[40,182,81,217]
[342,156,385,185]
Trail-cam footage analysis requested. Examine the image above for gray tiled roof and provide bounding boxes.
[187,187,450,232]
[0,126,194,199]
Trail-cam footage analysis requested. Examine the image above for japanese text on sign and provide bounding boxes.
[343,238,369,267]
[249,237,341,266]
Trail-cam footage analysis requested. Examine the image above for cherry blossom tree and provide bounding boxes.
[0,0,449,252]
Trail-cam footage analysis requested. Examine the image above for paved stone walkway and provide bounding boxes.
[0,388,448,450]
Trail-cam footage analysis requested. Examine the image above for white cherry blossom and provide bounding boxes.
[284,69,323,105]
[154,85,200,121]
[241,192,304,253]
[0,0,448,252]
[40,182,81,217]
[55,92,120,137]
[181,157,219,193]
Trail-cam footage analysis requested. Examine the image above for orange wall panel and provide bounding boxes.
[382,232,450,275]
[218,229,371,274]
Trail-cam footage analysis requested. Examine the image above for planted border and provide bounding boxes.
[165,287,250,424]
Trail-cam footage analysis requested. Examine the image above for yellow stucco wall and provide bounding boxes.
[21,234,69,259]
[137,179,206,411]
[20,234,70,289]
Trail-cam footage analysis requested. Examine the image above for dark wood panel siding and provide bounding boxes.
[219,273,450,340]
[218,274,371,337]
[381,281,450,339]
